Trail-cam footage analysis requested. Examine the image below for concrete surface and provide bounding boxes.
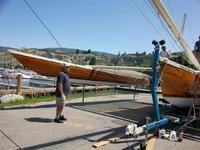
[0,94,200,150]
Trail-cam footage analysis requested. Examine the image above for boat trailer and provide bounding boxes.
[125,40,183,147]
[93,40,198,149]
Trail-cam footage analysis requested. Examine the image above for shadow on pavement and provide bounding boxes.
[0,99,153,124]
[25,117,52,123]
[1,99,154,124]
[68,99,154,124]
[0,103,55,111]
[22,126,125,150]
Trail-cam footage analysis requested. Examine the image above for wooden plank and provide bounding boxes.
[92,133,125,148]
[146,137,157,150]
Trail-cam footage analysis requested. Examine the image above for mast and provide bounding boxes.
[151,0,200,70]
[181,14,187,34]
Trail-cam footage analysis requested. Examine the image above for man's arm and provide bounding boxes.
[168,51,171,58]
[58,83,65,98]
[194,42,197,51]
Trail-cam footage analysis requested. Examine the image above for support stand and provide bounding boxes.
[82,84,85,103]
[125,40,171,137]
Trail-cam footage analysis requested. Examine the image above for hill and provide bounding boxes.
[0,46,14,52]
[0,46,153,69]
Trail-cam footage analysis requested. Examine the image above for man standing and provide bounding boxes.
[160,46,171,59]
[194,36,200,61]
[194,36,200,52]
[54,64,71,123]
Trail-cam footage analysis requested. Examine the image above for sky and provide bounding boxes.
[1,0,200,54]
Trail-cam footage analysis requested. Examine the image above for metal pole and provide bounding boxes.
[151,43,161,121]
[133,85,137,100]
[7,78,10,90]
[145,117,150,144]
[82,84,85,103]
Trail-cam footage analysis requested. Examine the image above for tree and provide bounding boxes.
[118,51,121,56]
[87,49,91,54]
[76,49,80,54]
[89,56,96,65]
[121,51,126,56]
[84,56,91,62]
[141,51,146,56]
[45,51,53,58]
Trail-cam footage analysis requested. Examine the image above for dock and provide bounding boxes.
[0,83,31,89]
[0,85,115,97]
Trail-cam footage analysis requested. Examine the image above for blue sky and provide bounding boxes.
[1,0,200,54]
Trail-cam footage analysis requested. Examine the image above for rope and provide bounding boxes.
[23,0,63,48]
[0,129,23,149]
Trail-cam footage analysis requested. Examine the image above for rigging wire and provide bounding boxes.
[130,0,187,66]
[168,0,194,44]
[166,0,177,27]
[134,0,188,62]
[186,17,195,46]
[173,0,195,49]
[144,0,175,49]
[146,0,190,63]
[130,0,164,38]
[172,0,185,12]
[166,0,195,50]
[23,0,63,48]
[131,0,189,62]
[144,0,158,20]
[145,0,178,51]
[157,14,189,62]
[146,0,178,51]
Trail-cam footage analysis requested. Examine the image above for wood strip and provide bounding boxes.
[146,137,157,150]
[92,133,125,148]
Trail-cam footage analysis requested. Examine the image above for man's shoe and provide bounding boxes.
[59,115,67,121]
[54,118,63,123]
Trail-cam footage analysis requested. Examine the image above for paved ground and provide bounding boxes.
[0,94,200,150]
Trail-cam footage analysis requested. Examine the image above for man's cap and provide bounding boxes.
[161,46,166,49]
[61,63,70,71]
[62,63,70,68]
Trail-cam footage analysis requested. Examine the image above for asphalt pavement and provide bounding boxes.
[0,94,199,150]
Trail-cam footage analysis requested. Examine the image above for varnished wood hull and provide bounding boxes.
[160,60,200,107]
[9,50,149,85]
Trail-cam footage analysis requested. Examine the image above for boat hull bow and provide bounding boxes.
[9,50,149,85]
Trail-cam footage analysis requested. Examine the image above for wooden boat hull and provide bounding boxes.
[9,50,149,85]
[160,60,200,107]
[162,97,200,108]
